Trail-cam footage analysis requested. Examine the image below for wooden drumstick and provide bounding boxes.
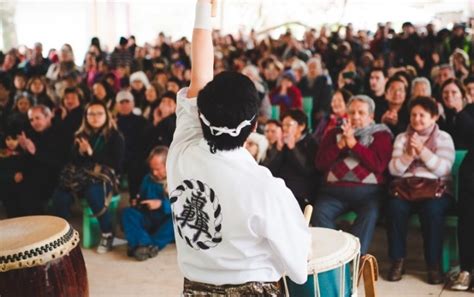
[211,0,217,17]
[303,205,313,226]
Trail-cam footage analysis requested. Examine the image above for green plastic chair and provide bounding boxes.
[303,96,313,131]
[335,150,468,273]
[440,150,467,272]
[271,105,280,120]
[81,194,121,248]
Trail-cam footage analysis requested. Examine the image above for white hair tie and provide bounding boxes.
[199,113,255,137]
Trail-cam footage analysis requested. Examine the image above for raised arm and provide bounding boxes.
[187,0,216,98]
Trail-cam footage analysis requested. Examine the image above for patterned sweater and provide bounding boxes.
[388,129,455,180]
[315,127,393,187]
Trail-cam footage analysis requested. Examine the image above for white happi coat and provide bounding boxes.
[167,87,311,285]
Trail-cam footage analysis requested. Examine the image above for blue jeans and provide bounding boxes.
[52,183,113,233]
[121,207,174,249]
[312,185,382,255]
[386,195,451,266]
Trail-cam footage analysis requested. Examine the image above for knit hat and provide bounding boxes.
[130,71,150,88]
[116,90,134,103]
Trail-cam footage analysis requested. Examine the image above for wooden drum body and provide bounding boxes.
[0,216,89,297]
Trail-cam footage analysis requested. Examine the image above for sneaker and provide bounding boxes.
[451,271,471,291]
[133,246,150,261]
[96,234,114,254]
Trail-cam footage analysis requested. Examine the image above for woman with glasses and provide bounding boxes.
[52,100,125,254]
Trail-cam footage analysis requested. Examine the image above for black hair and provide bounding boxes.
[282,109,308,134]
[334,88,353,104]
[441,78,466,99]
[463,76,474,86]
[369,67,387,78]
[265,119,282,128]
[197,71,259,152]
[161,91,177,102]
[409,96,439,117]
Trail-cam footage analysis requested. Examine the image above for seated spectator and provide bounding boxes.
[0,75,12,140]
[244,132,269,163]
[130,71,150,110]
[410,77,432,99]
[17,105,65,215]
[379,76,410,135]
[386,97,455,284]
[312,88,352,145]
[6,92,33,133]
[451,102,474,291]
[368,67,388,115]
[116,90,148,199]
[27,75,55,109]
[312,95,393,254]
[143,91,177,151]
[298,57,333,125]
[262,109,317,210]
[438,78,470,149]
[241,65,272,124]
[52,101,125,254]
[92,80,115,111]
[12,72,28,97]
[57,86,85,160]
[0,130,25,218]
[121,146,174,261]
[263,119,282,150]
[142,85,160,120]
[270,70,303,114]
[463,76,474,104]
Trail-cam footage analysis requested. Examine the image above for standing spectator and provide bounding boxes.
[312,95,393,254]
[116,90,148,199]
[386,97,455,284]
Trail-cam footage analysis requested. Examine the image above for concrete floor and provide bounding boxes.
[81,221,474,297]
[1,200,473,296]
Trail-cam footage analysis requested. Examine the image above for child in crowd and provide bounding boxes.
[0,131,25,217]
[121,146,174,261]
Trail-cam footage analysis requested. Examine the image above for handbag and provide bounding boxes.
[389,176,447,201]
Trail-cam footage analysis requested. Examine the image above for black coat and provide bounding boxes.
[439,105,474,150]
[262,134,319,206]
[73,129,125,174]
[117,113,148,163]
[144,114,176,153]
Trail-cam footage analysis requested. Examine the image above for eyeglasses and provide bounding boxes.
[87,112,105,117]
[119,100,131,104]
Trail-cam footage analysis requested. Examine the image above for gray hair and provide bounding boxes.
[28,104,52,118]
[347,95,375,115]
[411,77,432,96]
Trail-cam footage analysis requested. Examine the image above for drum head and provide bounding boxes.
[0,216,80,272]
[308,227,360,273]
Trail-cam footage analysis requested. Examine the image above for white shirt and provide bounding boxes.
[167,88,311,286]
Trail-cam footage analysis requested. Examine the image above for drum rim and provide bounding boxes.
[307,228,361,274]
[0,216,81,272]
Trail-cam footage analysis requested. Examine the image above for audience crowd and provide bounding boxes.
[1,21,474,289]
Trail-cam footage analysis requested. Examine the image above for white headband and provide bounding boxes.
[199,113,255,137]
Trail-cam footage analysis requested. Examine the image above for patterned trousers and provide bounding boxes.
[183,278,285,297]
